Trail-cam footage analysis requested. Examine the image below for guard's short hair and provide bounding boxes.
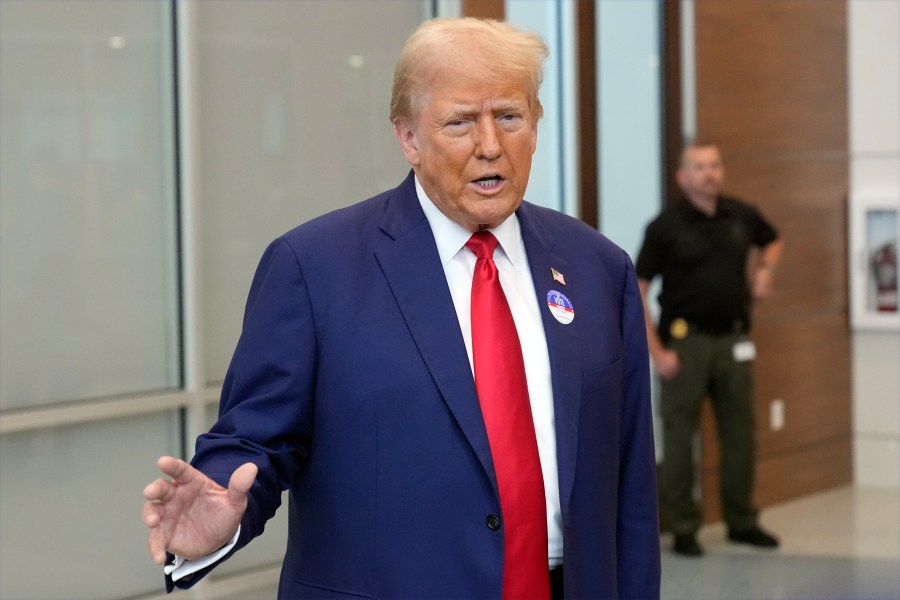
[680,139,720,166]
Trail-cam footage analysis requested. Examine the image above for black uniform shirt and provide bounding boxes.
[635,194,778,341]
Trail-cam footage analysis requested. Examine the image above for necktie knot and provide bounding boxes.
[466,231,500,260]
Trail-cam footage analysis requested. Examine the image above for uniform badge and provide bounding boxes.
[670,318,689,340]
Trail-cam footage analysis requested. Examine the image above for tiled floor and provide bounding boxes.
[660,485,900,600]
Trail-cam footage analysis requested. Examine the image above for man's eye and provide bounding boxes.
[442,118,472,128]
[441,120,472,136]
[498,113,524,130]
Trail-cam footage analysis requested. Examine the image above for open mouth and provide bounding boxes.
[473,176,503,188]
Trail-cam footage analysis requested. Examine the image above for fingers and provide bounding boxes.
[144,456,251,567]
[157,455,193,483]
[144,457,175,565]
[147,523,168,565]
[143,477,176,502]
[666,362,682,380]
[658,355,681,381]
[143,501,168,564]
[227,462,259,500]
[142,499,161,527]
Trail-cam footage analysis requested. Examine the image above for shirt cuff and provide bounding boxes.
[164,526,240,582]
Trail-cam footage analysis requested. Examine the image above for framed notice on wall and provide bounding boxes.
[849,194,899,331]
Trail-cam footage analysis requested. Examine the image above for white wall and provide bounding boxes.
[848,0,900,489]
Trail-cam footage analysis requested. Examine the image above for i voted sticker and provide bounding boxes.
[546,290,574,324]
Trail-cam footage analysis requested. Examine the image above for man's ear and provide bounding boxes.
[393,119,421,166]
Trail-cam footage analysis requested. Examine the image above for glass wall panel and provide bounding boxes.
[197,0,425,382]
[506,0,578,216]
[596,0,663,259]
[0,0,180,409]
[596,0,664,461]
[0,412,181,600]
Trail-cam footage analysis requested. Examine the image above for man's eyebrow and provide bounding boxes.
[437,106,478,121]
[425,100,464,123]
[437,99,527,121]
[492,99,527,112]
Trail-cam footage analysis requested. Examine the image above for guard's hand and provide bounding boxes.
[652,348,681,381]
[142,456,257,564]
[752,267,775,301]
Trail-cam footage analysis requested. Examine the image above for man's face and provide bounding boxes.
[677,145,724,200]
[393,73,538,232]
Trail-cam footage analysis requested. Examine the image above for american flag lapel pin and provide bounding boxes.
[551,267,566,286]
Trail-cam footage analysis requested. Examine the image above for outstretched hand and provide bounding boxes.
[142,456,258,564]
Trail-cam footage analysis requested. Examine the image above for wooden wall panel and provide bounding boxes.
[726,157,849,318]
[694,0,847,154]
[700,315,852,467]
[754,317,852,456]
[461,0,504,20]
[577,0,598,229]
[701,437,853,522]
[693,0,851,522]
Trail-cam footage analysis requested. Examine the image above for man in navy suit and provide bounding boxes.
[143,17,660,599]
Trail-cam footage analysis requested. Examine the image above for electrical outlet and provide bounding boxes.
[769,399,785,431]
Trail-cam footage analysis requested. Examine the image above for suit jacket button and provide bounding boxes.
[486,514,502,530]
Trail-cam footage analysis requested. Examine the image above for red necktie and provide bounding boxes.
[466,231,550,600]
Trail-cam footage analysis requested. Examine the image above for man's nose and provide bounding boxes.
[474,120,501,160]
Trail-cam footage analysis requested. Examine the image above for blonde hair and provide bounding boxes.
[390,18,548,123]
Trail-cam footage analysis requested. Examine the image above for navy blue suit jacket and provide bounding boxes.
[179,172,660,599]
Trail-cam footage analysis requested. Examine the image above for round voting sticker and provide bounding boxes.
[546,290,574,324]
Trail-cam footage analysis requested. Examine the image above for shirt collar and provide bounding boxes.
[414,175,526,271]
[679,194,728,220]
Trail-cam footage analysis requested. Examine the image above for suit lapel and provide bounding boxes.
[374,175,498,488]
[517,203,582,518]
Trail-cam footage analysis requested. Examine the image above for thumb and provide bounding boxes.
[227,462,258,500]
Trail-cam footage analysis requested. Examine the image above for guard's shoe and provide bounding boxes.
[727,526,780,548]
[673,534,704,556]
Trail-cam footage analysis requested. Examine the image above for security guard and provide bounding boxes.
[636,141,783,557]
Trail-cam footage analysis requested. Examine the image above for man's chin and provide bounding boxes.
[469,205,521,230]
